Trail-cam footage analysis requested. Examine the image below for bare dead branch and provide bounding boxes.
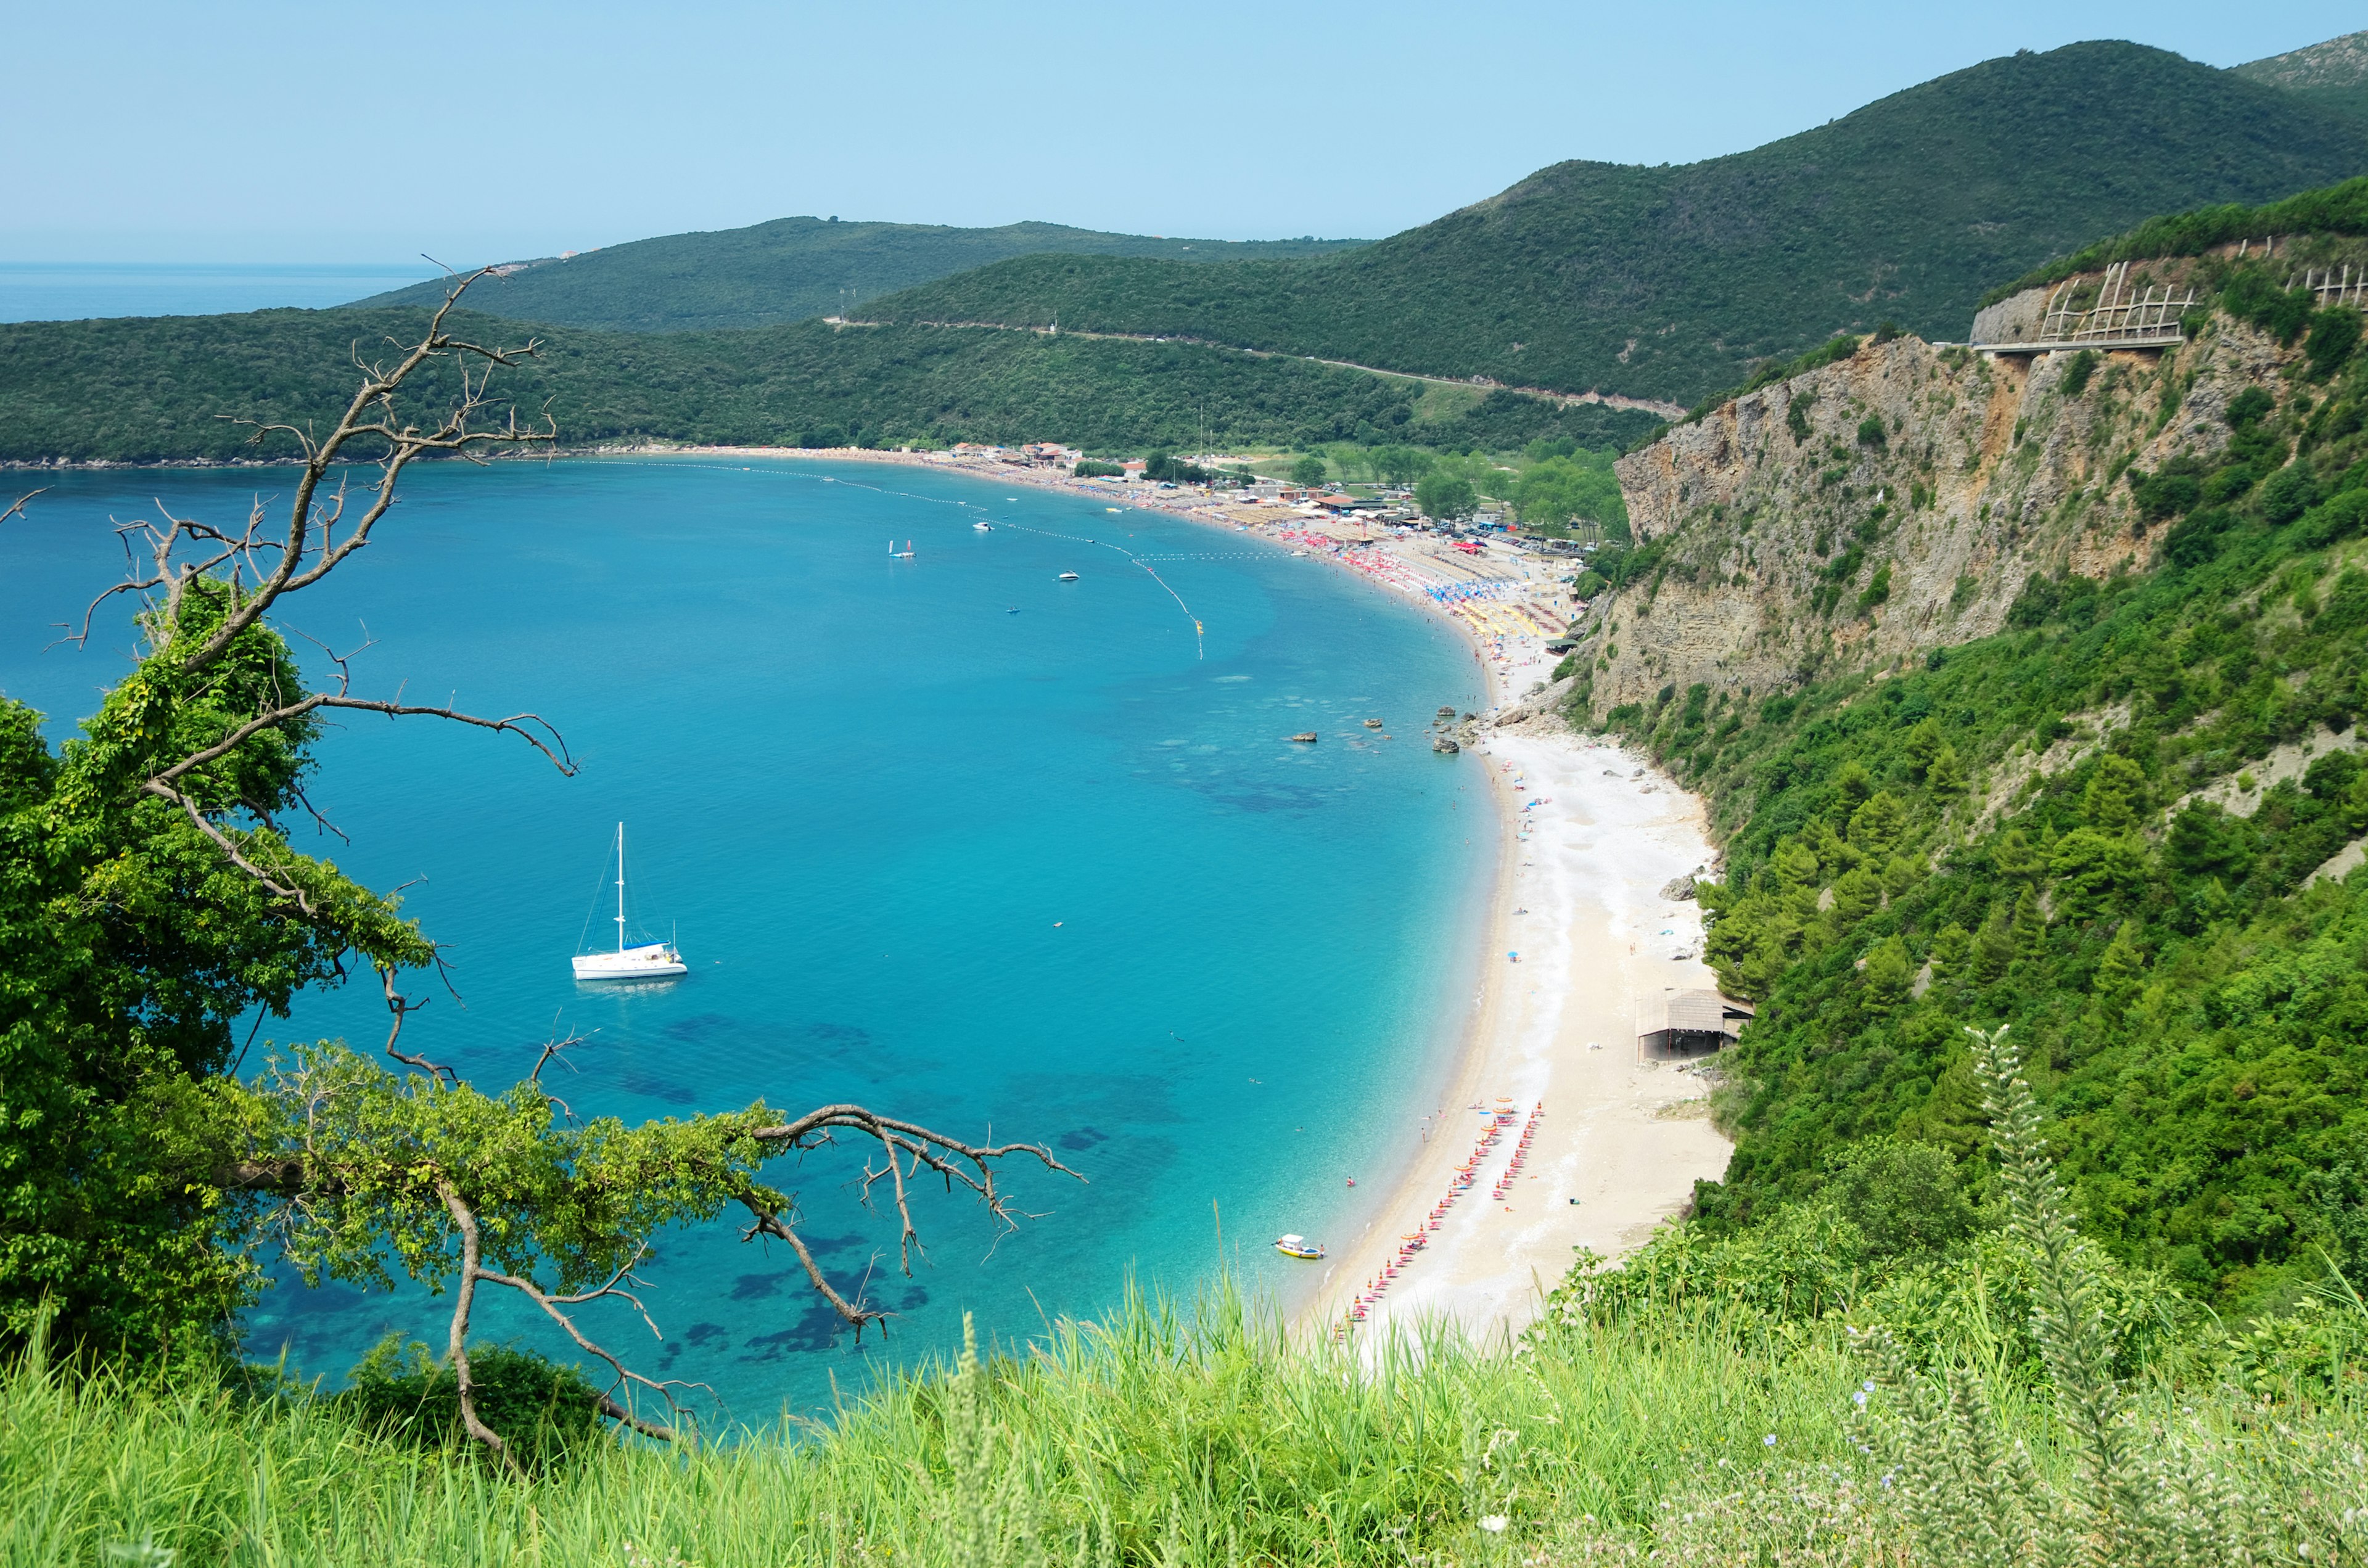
[147,689,575,789]
[145,781,319,915]
[739,1199,895,1339]
[436,1181,517,1473]
[528,1017,593,1121]
[176,271,551,673]
[472,1250,695,1443]
[379,966,453,1085]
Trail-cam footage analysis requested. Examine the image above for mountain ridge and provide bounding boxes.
[856,41,2368,404]
[352,218,1364,334]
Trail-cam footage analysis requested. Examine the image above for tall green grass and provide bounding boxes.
[2,1279,1872,1567]
[8,1274,2367,1565]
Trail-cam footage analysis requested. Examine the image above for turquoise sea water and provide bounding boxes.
[0,457,1488,1419]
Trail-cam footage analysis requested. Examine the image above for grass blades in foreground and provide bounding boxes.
[8,1268,2367,1565]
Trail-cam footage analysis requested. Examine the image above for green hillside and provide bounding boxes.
[352,218,1365,334]
[859,41,2368,404]
[2235,28,2368,122]
[1569,216,2368,1315]
[0,308,1654,464]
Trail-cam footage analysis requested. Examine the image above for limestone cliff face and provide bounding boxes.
[1579,305,2295,715]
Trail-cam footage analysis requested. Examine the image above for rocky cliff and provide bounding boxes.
[1572,285,2301,719]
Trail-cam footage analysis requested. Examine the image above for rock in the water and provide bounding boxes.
[1436,705,1457,718]
[1433,737,1460,753]
[1659,875,1699,901]
[1289,732,1318,744]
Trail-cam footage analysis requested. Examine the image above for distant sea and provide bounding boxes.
[0,262,436,322]
[0,457,1490,1421]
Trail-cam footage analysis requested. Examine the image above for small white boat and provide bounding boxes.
[973,520,993,532]
[572,823,688,981]
[1058,570,1080,581]
[890,538,914,558]
[1273,1234,1325,1260]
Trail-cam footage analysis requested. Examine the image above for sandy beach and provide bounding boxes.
[651,443,1735,1339]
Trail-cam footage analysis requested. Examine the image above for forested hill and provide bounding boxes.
[2234,28,2368,122]
[0,308,1653,464]
[1556,191,2368,1311]
[352,219,1365,334]
[858,41,2368,406]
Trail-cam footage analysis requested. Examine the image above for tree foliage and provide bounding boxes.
[1414,471,1478,521]
[0,310,1658,466]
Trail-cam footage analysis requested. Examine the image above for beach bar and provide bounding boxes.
[1636,988,1754,1059]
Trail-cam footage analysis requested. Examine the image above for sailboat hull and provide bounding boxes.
[572,943,688,980]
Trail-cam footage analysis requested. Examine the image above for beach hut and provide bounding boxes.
[1636,988,1755,1059]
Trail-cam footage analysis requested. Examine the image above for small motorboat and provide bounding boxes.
[973,520,993,532]
[1289,732,1318,744]
[1058,570,1080,581]
[1273,1234,1325,1260]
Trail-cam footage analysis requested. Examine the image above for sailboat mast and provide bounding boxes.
[614,822,626,953]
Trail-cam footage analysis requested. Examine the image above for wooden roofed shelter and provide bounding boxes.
[1637,988,1755,1060]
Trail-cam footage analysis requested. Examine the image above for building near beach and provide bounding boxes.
[1637,989,1754,1057]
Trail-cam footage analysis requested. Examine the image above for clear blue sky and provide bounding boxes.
[5,1,2360,263]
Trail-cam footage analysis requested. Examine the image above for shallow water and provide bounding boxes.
[0,456,1489,1419]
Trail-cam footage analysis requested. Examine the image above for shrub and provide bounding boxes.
[2307,307,2363,378]
[1856,562,1893,615]
[2298,489,2368,549]
[1072,460,1124,478]
[2160,505,2234,567]
[2224,385,2274,429]
[2320,567,2368,634]
[2131,467,2202,520]
[1830,1137,1978,1256]
[1857,416,1886,448]
[334,1337,610,1472]
[2060,348,2099,397]
[2259,462,2317,524]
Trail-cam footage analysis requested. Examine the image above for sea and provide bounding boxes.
[0,262,433,323]
[0,456,1491,1423]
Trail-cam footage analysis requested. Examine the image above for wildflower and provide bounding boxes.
[1479,1514,1510,1533]
[1862,1379,1875,1392]
[1853,1390,1868,1407]
[1764,1433,1778,1447]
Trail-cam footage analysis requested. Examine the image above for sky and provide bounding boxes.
[4,0,2361,265]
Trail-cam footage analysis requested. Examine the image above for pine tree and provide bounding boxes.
[2011,885,2048,962]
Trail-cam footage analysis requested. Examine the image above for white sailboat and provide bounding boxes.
[571,823,688,980]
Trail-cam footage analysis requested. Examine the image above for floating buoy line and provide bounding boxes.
[608,458,1209,659]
